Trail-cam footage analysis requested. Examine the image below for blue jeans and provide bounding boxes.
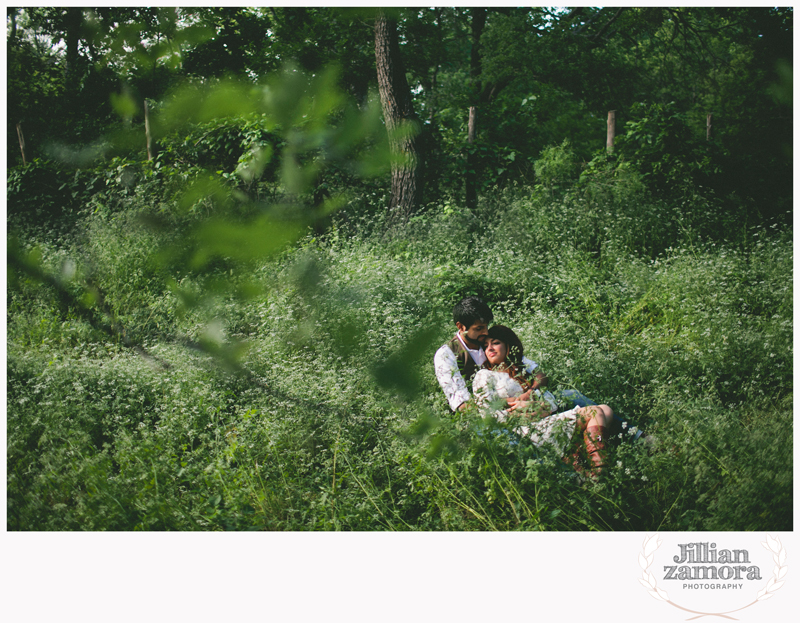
[554,389,596,409]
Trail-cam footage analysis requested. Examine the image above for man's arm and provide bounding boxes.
[434,344,471,411]
[530,371,548,390]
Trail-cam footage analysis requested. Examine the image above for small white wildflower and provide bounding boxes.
[621,421,628,429]
[625,468,631,475]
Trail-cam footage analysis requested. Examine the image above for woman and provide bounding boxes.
[472,325,614,477]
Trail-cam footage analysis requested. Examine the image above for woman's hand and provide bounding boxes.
[509,389,533,405]
[507,389,533,409]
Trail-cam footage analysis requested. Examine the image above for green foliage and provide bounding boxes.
[614,101,715,196]
[7,145,792,530]
[533,140,578,197]
[6,6,792,532]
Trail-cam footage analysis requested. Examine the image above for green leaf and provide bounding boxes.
[110,92,138,120]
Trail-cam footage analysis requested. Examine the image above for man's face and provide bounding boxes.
[457,320,489,349]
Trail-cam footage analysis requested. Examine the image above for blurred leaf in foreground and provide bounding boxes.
[371,326,440,402]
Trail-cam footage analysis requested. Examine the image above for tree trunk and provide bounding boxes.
[466,106,478,210]
[465,8,486,212]
[374,9,420,220]
[16,122,27,165]
[64,8,82,86]
[145,100,156,161]
[606,110,616,153]
[8,7,18,42]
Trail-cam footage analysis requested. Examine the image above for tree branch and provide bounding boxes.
[591,7,625,42]
[9,248,172,369]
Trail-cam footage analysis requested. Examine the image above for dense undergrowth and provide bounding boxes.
[6,154,793,531]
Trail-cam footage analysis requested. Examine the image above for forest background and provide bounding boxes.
[6,6,793,531]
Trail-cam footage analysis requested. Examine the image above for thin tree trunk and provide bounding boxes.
[16,122,27,165]
[607,110,616,153]
[8,7,18,42]
[145,100,155,160]
[428,7,443,125]
[64,8,82,86]
[374,9,420,220]
[466,106,478,210]
[465,8,486,212]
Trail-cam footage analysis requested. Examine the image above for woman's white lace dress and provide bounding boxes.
[473,369,578,455]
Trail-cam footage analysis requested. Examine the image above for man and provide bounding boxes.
[434,296,552,411]
[433,295,592,413]
[433,296,490,411]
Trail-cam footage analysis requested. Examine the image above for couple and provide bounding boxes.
[433,296,614,476]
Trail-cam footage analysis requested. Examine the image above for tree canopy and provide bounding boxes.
[7,6,792,216]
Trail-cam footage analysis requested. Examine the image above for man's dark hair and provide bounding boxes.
[453,296,493,328]
[487,325,524,367]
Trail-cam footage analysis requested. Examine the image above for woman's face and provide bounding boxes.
[484,337,508,366]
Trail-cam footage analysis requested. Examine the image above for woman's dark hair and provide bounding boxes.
[453,296,493,328]
[487,325,524,367]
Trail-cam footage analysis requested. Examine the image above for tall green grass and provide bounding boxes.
[6,169,792,530]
